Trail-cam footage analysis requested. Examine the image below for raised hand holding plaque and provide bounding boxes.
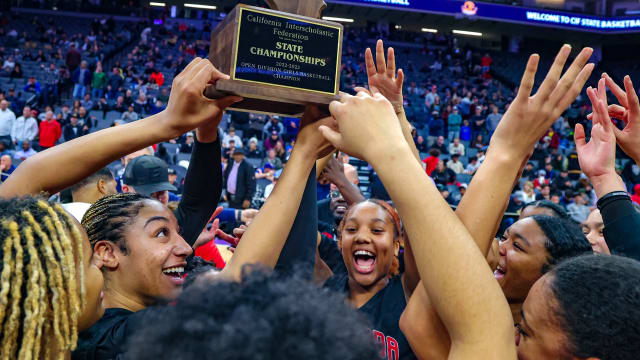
[206,0,343,117]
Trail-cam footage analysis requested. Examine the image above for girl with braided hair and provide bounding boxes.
[73,109,336,359]
[0,58,241,358]
[0,197,104,359]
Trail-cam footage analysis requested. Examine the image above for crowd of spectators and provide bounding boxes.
[2,6,640,360]
[1,13,640,225]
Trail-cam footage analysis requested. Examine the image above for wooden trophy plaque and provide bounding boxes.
[205,0,343,117]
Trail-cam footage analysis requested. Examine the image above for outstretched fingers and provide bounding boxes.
[535,44,572,100]
[515,54,540,102]
[365,47,377,78]
[387,46,396,79]
[375,39,387,74]
[550,47,593,108]
[603,73,629,108]
[624,75,640,120]
[396,69,405,89]
[574,123,587,149]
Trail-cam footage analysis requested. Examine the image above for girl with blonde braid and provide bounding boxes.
[0,57,240,358]
[0,197,103,359]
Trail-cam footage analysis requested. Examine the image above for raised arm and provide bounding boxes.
[318,156,364,205]
[355,39,420,164]
[457,45,594,256]
[579,77,640,260]
[221,108,334,281]
[601,74,640,166]
[320,93,516,359]
[400,46,594,358]
[354,40,421,296]
[0,58,241,198]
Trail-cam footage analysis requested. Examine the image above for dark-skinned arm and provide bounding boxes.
[320,92,516,359]
[220,112,335,281]
[401,46,595,358]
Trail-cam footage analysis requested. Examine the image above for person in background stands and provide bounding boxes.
[433,135,449,155]
[0,100,16,149]
[122,105,139,122]
[13,140,37,161]
[42,62,60,106]
[73,61,92,99]
[422,148,440,176]
[447,106,462,141]
[92,62,107,99]
[39,110,62,151]
[81,94,94,111]
[0,154,15,181]
[486,104,503,134]
[567,192,590,223]
[23,76,42,99]
[64,114,89,142]
[66,43,82,73]
[447,153,465,174]
[11,105,38,148]
[223,147,256,209]
[448,137,465,156]
[108,67,124,98]
[122,155,177,205]
[222,127,243,148]
[180,132,195,154]
[71,168,118,205]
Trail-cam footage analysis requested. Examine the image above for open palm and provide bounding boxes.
[602,74,640,163]
[355,39,404,113]
[575,79,617,179]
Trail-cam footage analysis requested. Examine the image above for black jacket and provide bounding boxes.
[175,138,222,247]
[63,124,88,141]
[223,159,256,202]
[600,194,640,262]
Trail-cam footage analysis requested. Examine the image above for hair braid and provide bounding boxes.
[56,204,86,310]
[82,193,147,253]
[2,221,25,358]
[23,226,48,360]
[0,223,14,330]
[42,215,72,347]
[18,224,46,360]
[23,211,67,349]
[42,202,82,347]
[0,197,85,359]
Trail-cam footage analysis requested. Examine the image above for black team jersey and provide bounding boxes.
[324,273,417,360]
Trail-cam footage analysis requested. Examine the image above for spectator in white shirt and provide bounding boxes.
[464,156,481,175]
[0,100,16,149]
[13,140,37,161]
[446,154,465,174]
[11,106,39,147]
[222,127,243,148]
[448,137,465,156]
[424,85,437,109]
[121,105,139,122]
[2,56,15,71]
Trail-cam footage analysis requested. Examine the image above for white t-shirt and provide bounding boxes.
[61,202,92,222]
